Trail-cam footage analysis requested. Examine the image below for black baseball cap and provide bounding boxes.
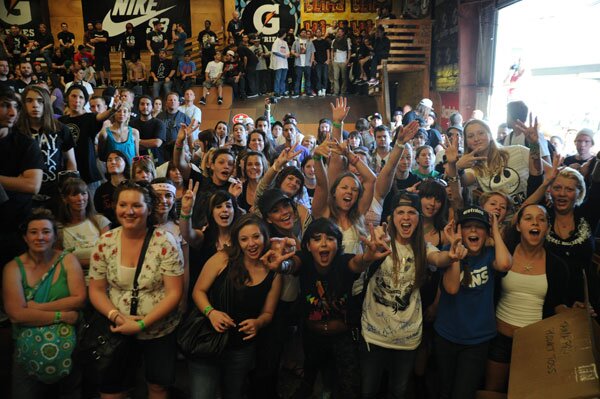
[391,191,422,213]
[257,188,294,216]
[457,206,490,228]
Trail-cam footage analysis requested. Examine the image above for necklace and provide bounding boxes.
[523,264,534,273]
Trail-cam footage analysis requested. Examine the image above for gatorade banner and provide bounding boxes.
[81,0,191,46]
[0,0,51,38]
[237,0,301,46]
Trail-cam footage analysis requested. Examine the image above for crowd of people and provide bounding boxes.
[0,13,391,106]
[1,58,600,398]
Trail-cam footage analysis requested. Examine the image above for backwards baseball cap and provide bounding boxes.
[368,112,383,121]
[226,50,235,56]
[391,191,421,213]
[457,206,490,228]
[419,98,434,110]
[257,188,294,217]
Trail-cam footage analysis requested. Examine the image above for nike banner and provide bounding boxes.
[82,0,191,47]
[0,0,51,38]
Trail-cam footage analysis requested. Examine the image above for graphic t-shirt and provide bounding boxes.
[30,125,75,196]
[297,252,358,322]
[59,113,103,183]
[198,30,217,56]
[362,242,438,350]
[147,30,165,54]
[466,145,529,206]
[435,247,497,345]
[92,30,109,55]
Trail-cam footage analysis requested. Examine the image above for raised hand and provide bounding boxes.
[330,96,350,123]
[361,224,392,263]
[543,152,564,185]
[228,178,243,198]
[396,120,420,145]
[455,151,487,170]
[445,222,467,261]
[514,112,540,145]
[274,146,304,169]
[181,179,199,215]
[445,133,460,164]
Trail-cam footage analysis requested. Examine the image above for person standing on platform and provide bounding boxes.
[227,11,244,45]
[271,30,290,99]
[198,20,218,75]
[147,20,168,66]
[331,28,351,96]
[90,21,110,87]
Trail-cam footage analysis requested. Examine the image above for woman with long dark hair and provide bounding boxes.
[94,149,129,225]
[188,214,283,399]
[18,85,77,213]
[237,150,269,212]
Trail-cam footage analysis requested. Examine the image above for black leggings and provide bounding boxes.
[434,333,490,399]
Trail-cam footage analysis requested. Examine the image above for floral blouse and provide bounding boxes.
[90,227,184,340]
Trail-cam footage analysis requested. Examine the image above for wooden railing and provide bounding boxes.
[378,18,432,72]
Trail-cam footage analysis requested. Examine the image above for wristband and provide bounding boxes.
[54,311,61,323]
[332,121,342,129]
[203,305,214,316]
[175,145,184,151]
[180,212,192,220]
[137,319,146,331]
[280,259,293,274]
[312,154,323,161]
[446,176,459,183]
[396,141,406,148]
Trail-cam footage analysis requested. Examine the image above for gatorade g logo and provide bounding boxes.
[0,1,32,25]
[240,0,299,43]
[254,4,279,35]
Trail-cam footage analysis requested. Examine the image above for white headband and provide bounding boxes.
[151,183,176,196]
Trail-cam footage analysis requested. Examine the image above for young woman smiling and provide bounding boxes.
[485,204,569,393]
[89,181,184,399]
[237,150,269,212]
[189,214,282,399]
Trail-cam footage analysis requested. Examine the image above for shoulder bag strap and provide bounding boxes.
[129,227,155,316]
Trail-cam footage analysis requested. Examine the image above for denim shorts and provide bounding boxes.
[487,332,513,363]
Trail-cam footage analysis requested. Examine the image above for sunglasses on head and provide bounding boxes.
[132,155,152,163]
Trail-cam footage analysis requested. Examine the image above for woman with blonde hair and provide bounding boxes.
[456,118,540,208]
[97,102,140,163]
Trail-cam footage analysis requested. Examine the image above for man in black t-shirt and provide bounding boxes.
[238,35,259,97]
[227,11,244,45]
[0,88,43,266]
[312,29,330,97]
[120,23,139,83]
[130,95,166,164]
[198,20,218,74]
[151,50,174,99]
[5,25,30,68]
[91,21,111,87]
[31,23,54,69]
[147,21,167,65]
[57,22,75,60]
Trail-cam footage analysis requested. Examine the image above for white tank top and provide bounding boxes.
[342,225,363,255]
[496,271,548,328]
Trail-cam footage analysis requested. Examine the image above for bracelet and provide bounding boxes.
[280,259,293,274]
[313,154,323,161]
[203,305,214,316]
[107,309,119,322]
[332,121,343,129]
[175,145,184,151]
[54,311,61,323]
[137,319,146,331]
[180,212,192,220]
[446,176,459,183]
[396,141,405,148]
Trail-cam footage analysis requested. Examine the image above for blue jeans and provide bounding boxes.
[274,68,288,96]
[294,65,312,94]
[188,344,256,399]
[314,63,328,91]
[360,338,417,399]
[152,80,172,99]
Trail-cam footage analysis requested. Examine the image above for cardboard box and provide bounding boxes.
[508,309,600,399]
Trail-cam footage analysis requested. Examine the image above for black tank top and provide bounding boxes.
[229,269,275,347]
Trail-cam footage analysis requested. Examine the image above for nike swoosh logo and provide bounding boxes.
[102,6,175,36]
